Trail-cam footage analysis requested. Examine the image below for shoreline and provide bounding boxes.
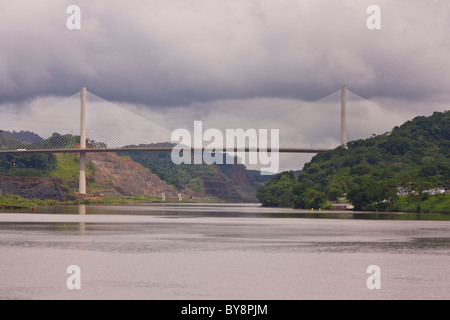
[1,200,449,217]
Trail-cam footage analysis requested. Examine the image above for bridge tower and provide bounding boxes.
[79,87,87,195]
[341,85,347,148]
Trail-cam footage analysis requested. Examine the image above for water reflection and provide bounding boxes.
[1,203,449,221]
[1,204,449,300]
[78,204,86,235]
[76,204,448,221]
[306,238,450,254]
[1,218,449,256]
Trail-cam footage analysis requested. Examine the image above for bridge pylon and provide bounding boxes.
[79,87,87,195]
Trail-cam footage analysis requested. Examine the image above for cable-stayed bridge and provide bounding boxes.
[0,86,385,194]
[0,86,379,153]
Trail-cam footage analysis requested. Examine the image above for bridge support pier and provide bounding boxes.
[79,87,87,195]
[79,152,86,194]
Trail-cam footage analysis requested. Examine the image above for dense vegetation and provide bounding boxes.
[257,111,450,213]
[0,131,76,177]
[0,153,57,177]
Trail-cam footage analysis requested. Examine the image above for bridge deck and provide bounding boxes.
[0,147,330,154]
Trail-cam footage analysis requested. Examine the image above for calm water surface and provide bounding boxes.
[0,203,449,300]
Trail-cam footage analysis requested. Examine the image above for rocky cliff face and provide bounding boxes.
[0,176,69,201]
[124,152,261,202]
[197,166,243,201]
[230,163,252,186]
[0,152,259,202]
[86,152,181,198]
[196,164,258,202]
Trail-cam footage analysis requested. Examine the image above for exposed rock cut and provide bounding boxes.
[0,176,68,201]
[86,152,180,198]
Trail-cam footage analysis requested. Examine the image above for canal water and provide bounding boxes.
[0,203,449,300]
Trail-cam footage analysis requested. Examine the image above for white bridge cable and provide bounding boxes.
[0,91,82,150]
[144,95,316,129]
[141,89,345,149]
[84,91,174,148]
[0,87,390,152]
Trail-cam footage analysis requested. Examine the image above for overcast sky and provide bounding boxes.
[1,0,449,171]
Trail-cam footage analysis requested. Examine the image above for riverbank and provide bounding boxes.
[0,194,225,209]
[1,193,449,215]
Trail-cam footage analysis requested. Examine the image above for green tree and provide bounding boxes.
[296,188,327,209]
[256,171,295,207]
[347,177,398,211]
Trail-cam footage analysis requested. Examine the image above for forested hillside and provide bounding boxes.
[0,131,68,177]
[257,111,450,213]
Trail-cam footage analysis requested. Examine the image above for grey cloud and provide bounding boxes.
[1,0,449,110]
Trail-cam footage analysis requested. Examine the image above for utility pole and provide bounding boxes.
[79,87,87,195]
[341,85,347,148]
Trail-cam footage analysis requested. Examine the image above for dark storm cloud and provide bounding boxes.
[1,0,450,109]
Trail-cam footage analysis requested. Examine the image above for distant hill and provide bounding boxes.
[4,130,44,143]
[257,111,450,213]
[0,130,27,149]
